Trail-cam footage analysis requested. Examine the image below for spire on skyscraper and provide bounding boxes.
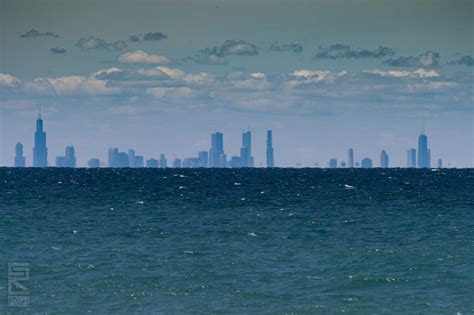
[33,111,48,167]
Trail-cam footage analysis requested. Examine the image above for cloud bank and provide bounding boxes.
[118,50,172,64]
[76,36,128,51]
[314,44,395,59]
[383,50,440,68]
[20,29,59,38]
[129,32,168,42]
[50,47,67,54]
[449,55,474,67]
[186,40,259,65]
[2,63,470,116]
[270,42,303,53]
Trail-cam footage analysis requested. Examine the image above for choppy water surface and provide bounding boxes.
[1,168,473,313]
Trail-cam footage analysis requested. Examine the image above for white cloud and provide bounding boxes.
[0,73,21,87]
[118,50,172,64]
[137,66,214,86]
[154,67,186,79]
[2,65,470,117]
[408,82,458,93]
[93,67,123,77]
[136,67,169,78]
[250,72,266,79]
[290,69,331,79]
[146,87,199,98]
[364,68,440,78]
[23,68,122,96]
[208,55,228,64]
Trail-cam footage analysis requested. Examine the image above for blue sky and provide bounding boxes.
[1,0,473,167]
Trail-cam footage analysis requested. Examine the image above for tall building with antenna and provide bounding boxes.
[417,123,431,168]
[240,130,254,167]
[33,111,48,167]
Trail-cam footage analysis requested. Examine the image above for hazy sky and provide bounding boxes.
[1,0,473,167]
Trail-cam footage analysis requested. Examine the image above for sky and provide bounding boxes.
[0,0,473,167]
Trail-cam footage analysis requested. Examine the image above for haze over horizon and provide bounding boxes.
[1,0,473,167]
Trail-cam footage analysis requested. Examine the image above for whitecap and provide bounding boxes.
[234,182,242,186]
[344,184,355,189]
[248,232,257,237]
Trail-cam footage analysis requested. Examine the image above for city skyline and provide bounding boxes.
[1,0,472,168]
[6,114,460,169]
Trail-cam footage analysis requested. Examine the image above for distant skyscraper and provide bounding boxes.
[329,158,337,168]
[172,158,182,168]
[209,132,225,167]
[407,148,416,168]
[437,158,443,169]
[380,150,389,168]
[56,146,76,167]
[88,158,100,168]
[240,130,254,167]
[266,130,274,168]
[146,158,158,168]
[348,148,354,168]
[427,149,431,168]
[64,146,76,167]
[14,142,26,167]
[55,156,65,167]
[219,154,227,167]
[183,157,200,168]
[108,148,129,167]
[417,132,431,168]
[117,152,129,167]
[128,149,136,167]
[108,148,119,167]
[198,151,208,167]
[229,156,241,168]
[361,158,373,168]
[135,155,144,168]
[159,154,167,168]
[33,112,48,167]
[340,161,346,168]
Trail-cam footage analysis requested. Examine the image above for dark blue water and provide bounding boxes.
[1,168,473,314]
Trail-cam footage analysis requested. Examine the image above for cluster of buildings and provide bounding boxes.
[327,132,441,169]
[329,148,389,169]
[13,114,275,168]
[12,114,443,169]
[104,130,273,169]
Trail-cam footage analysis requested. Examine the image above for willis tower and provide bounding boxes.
[33,112,48,167]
